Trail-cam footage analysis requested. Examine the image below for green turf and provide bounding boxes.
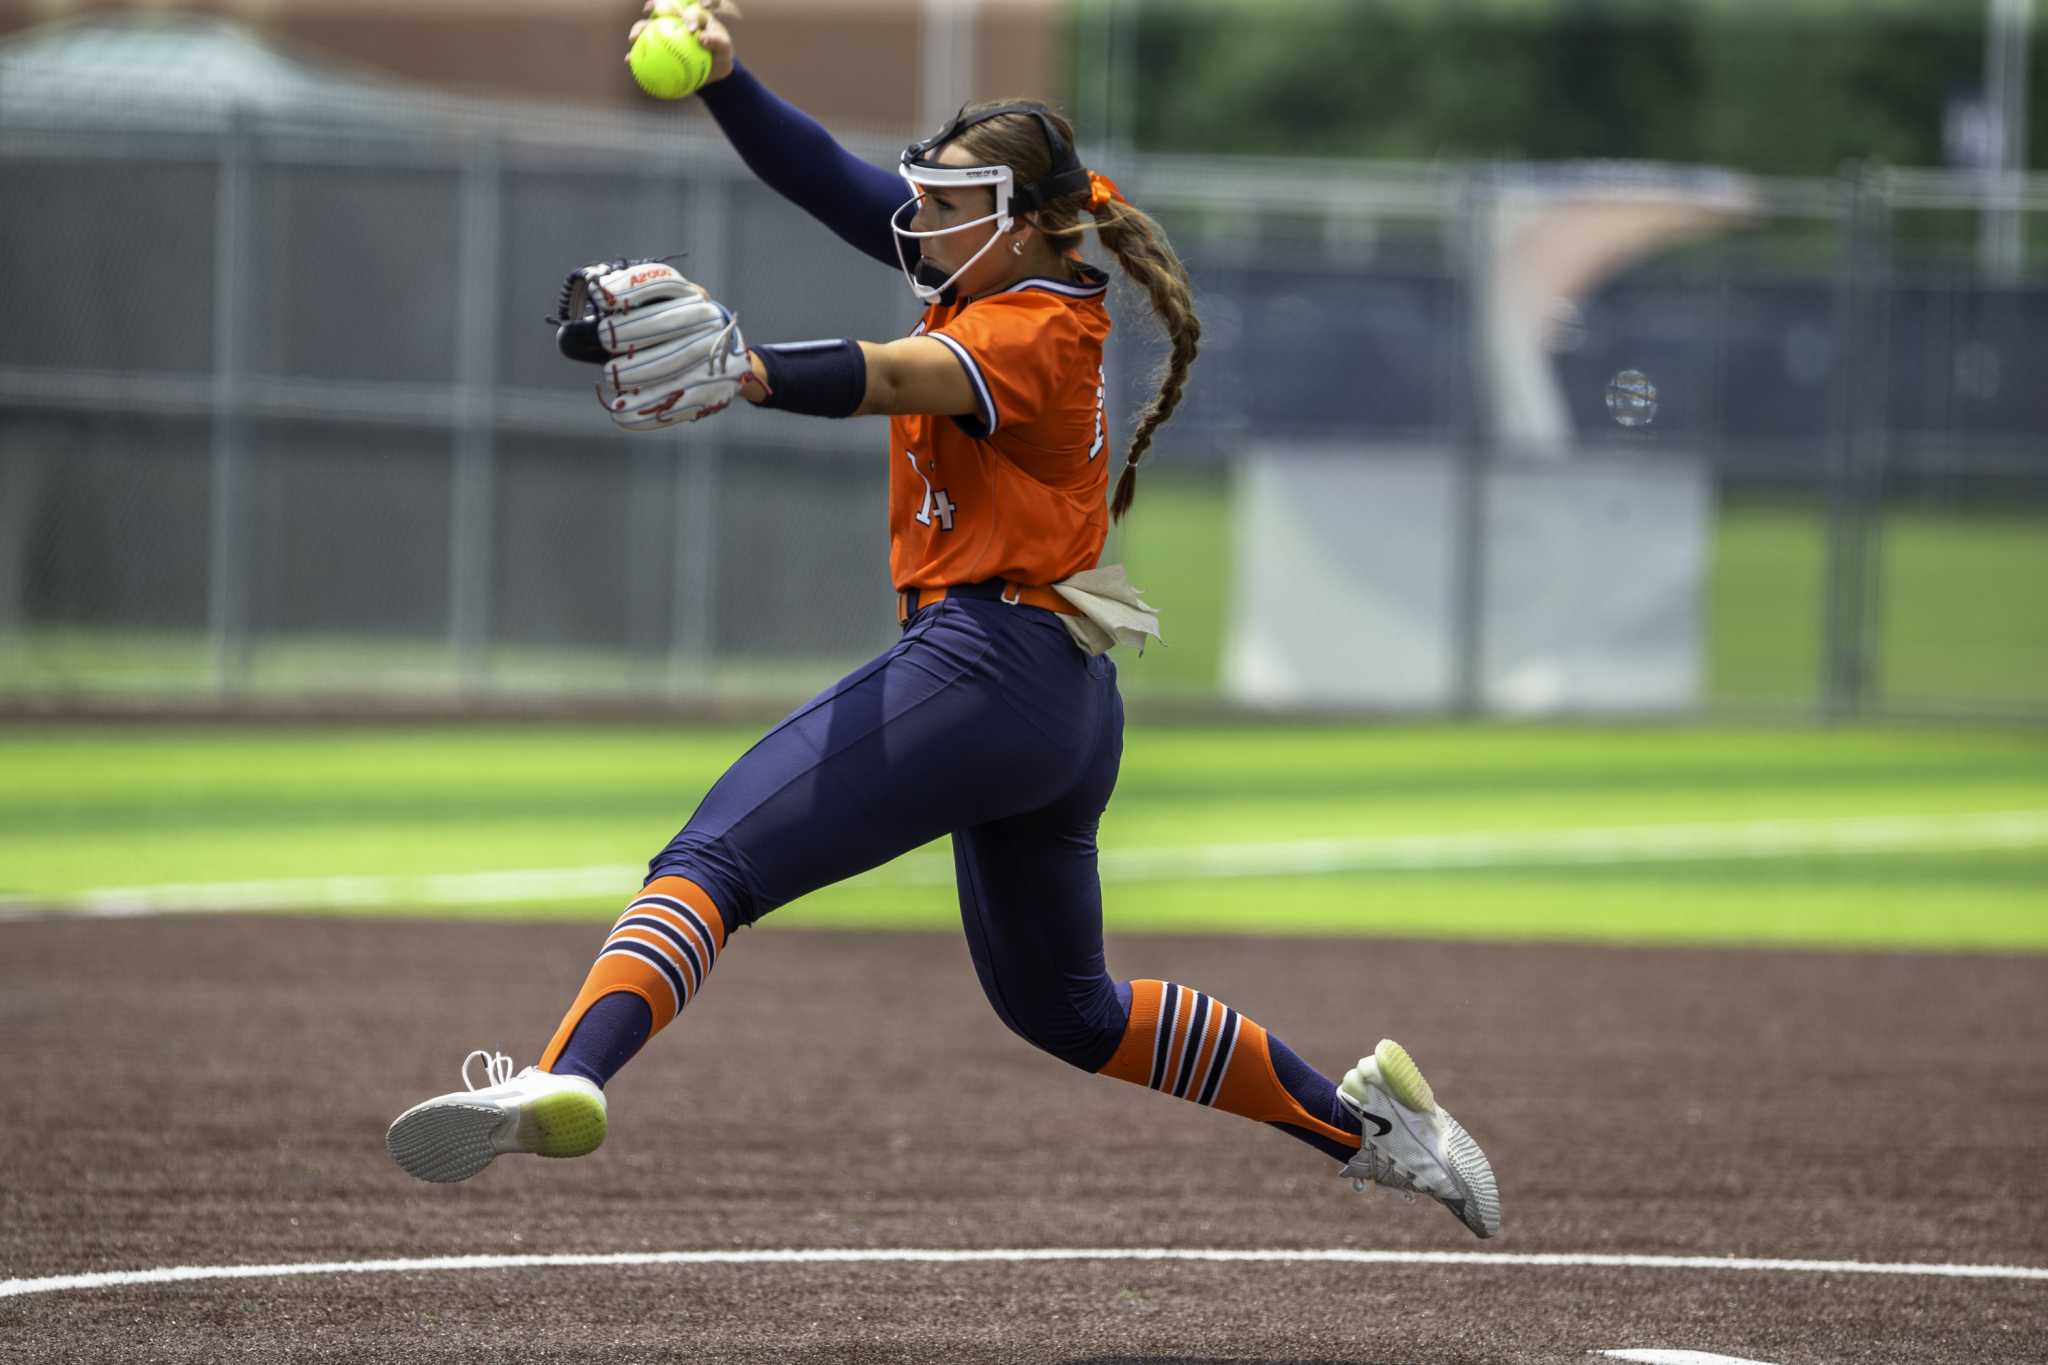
[1112,472,1232,694]
[1705,501,2048,710]
[4,723,2043,952]
[0,628,871,703]
[1703,500,1826,705]
[1879,510,2048,708]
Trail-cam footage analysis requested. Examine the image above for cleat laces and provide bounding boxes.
[1342,1145,1420,1202]
[461,1049,517,1091]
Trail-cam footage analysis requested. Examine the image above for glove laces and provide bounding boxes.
[707,310,744,376]
[462,1049,517,1091]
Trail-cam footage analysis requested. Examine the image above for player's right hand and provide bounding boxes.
[629,0,739,86]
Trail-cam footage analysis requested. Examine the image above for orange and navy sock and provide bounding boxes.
[1097,980,1364,1161]
[537,874,729,1087]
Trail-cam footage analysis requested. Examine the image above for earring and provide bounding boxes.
[1011,240,1024,256]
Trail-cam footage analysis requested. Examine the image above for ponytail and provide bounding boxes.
[1089,196,1199,521]
[949,107,1200,521]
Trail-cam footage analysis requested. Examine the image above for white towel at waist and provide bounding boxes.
[1048,564,1163,657]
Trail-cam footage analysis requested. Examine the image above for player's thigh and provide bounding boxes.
[951,644,1125,1062]
[952,795,1127,1068]
[656,603,1099,919]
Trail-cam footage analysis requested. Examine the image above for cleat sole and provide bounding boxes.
[386,1101,506,1184]
[1437,1107,1502,1238]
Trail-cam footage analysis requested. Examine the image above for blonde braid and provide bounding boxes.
[1090,200,1200,521]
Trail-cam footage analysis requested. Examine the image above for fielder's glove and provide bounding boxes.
[550,259,747,431]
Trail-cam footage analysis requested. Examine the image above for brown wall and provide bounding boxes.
[2,0,1062,135]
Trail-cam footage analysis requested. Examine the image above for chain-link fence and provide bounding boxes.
[3,35,2043,718]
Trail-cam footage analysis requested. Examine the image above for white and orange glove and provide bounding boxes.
[550,259,747,430]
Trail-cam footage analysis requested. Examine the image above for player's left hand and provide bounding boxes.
[550,259,747,431]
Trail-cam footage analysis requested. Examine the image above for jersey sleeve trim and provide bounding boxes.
[926,330,999,438]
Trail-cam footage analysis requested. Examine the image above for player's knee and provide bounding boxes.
[1002,975,1128,1073]
[646,837,756,929]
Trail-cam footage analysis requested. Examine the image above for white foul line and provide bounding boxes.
[1598,1353,1785,1365]
[3,1246,2045,1300]
[1087,807,2048,883]
[58,864,649,917]
[11,808,2048,918]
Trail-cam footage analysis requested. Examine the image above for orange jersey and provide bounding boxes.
[888,266,1113,591]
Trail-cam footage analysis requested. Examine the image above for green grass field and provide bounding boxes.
[5,723,2044,952]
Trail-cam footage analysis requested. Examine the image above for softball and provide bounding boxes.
[629,16,712,101]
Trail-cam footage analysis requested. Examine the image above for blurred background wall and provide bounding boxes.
[1,0,2042,720]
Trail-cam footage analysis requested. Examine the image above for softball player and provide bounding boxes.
[388,0,1499,1239]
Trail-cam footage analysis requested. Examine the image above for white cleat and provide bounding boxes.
[1336,1038,1501,1239]
[386,1049,607,1183]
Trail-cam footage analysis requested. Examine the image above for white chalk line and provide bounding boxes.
[1598,1353,1783,1365]
[7,809,2046,918]
[4,1246,2045,1300]
[1077,807,2048,885]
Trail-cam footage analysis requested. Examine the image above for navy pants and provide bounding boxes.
[650,597,1134,1073]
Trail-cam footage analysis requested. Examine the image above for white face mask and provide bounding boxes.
[890,159,1016,304]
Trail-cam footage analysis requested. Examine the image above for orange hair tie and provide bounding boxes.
[1087,171,1126,213]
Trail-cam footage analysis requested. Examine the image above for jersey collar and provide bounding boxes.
[981,264,1110,302]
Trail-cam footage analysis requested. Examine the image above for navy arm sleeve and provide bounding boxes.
[697,63,904,268]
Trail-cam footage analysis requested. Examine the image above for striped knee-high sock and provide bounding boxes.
[1097,980,1363,1161]
[537,874,728,1085]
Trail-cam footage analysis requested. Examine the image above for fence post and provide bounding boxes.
[207,108,254,696]
[1447,169,1492,716]
[1982,0,2031,279]
[1822,166,1892,720]
[450,135,503,692]
[668,165,728,696]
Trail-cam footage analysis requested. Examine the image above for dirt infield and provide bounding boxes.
[2,914,2044,1363]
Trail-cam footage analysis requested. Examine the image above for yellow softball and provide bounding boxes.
[629,16,712,101]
